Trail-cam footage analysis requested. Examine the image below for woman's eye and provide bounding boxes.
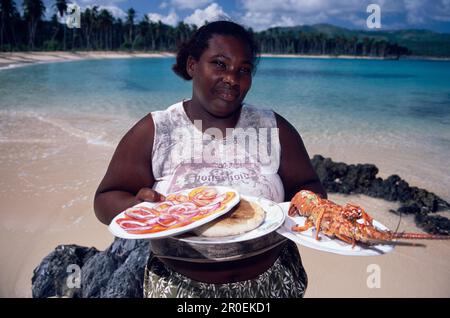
[213,60,226,69]
[240,67,252,74]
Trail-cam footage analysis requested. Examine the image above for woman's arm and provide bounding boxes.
[275,112,327,201]
[94,113,163,225]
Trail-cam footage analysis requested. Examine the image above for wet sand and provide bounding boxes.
[0,51,175,70]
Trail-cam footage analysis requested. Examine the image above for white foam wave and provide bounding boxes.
[1,110,116,148]
[34,115,114,148]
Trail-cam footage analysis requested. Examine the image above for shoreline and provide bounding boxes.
[1,51,449,70]
[0,51,175,70]
[261,53,450,61]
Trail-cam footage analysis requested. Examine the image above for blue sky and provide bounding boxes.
[41,0,450,33]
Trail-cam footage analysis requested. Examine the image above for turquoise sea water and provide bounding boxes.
[1,57,449,138]
[0,57,449,198]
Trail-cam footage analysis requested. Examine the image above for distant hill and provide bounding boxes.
[267,24,450,57]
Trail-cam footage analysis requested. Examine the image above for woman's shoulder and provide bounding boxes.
[124,113,155,142]
[151,101,183,116]
[150,101,185,126]
[242,103,277,128]
[243,103,274,115]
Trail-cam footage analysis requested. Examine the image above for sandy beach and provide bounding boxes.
[0,51,175,70]
[0,52,449,298]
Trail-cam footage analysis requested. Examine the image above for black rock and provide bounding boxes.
[32,238,151,298]
[397,202,421,214]
[102,241,150,298]
[32,244,99,298]
[311,155,379,194]
[80,251,119,298]
[415,213,450,235]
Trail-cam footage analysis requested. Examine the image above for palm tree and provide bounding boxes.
[0,0,18,50]
[82,6,98,49]
[126,7,135,49]
[137,15,150,50]
[23,0,46,50]
[53,0,67,50]
[113,17,124,49]
[98,9,113,50]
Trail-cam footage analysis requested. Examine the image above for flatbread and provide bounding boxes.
[193,199,265,237]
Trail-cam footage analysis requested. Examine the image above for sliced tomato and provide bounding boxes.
[191,198,213,207]
[195,187,218,200]
[153,201,174,212]
[125,207,159,220]
[188,186,207,201]
[221,192,236,205]
[157,214,180,227]
[198,202,221,215]
[116,218,157,232]
[165,194,177,201]
[168,202,198,215]
[175,194,189,203]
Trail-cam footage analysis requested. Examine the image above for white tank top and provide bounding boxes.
[149,101,287,261]
[151,101,285,202]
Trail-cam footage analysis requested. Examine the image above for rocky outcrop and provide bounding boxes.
[32,238,150,298]
[311,154,450,234]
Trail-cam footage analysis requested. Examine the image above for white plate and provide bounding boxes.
[108,186,240,240]
[178,195,286,244]
[276,202,395,256]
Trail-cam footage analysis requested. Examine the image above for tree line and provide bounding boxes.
[0,0,410,58]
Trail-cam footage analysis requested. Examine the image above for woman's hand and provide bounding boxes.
[136,188,166,203]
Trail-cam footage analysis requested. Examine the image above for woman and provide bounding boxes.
[94,21,326,298]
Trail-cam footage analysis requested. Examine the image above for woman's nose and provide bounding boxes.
[222,70,239,86]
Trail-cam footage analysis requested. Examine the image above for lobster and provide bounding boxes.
[289,190,450,247]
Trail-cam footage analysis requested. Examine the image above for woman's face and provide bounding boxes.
[187,34,254,118]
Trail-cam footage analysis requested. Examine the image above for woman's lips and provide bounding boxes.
[215,89,239,102]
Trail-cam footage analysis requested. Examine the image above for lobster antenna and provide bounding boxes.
[366,239,426,247]
[394,208,402,233]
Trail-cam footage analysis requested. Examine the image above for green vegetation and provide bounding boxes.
[269,24,450,57]
[1,1,449,57]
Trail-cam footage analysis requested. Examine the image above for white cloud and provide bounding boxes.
[240,8,328,31]
[184,3,229,27]
[238,0,365,30]
[169,0,213,10]
[147,11,179,26]
[404,0,450,24]
[97,5,127,19]
[79,0,126,5]
[238,0,450,30]
[81,4,127,19]
[72,1,127,19]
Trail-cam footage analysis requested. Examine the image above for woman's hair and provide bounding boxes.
[172,20,260,80]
